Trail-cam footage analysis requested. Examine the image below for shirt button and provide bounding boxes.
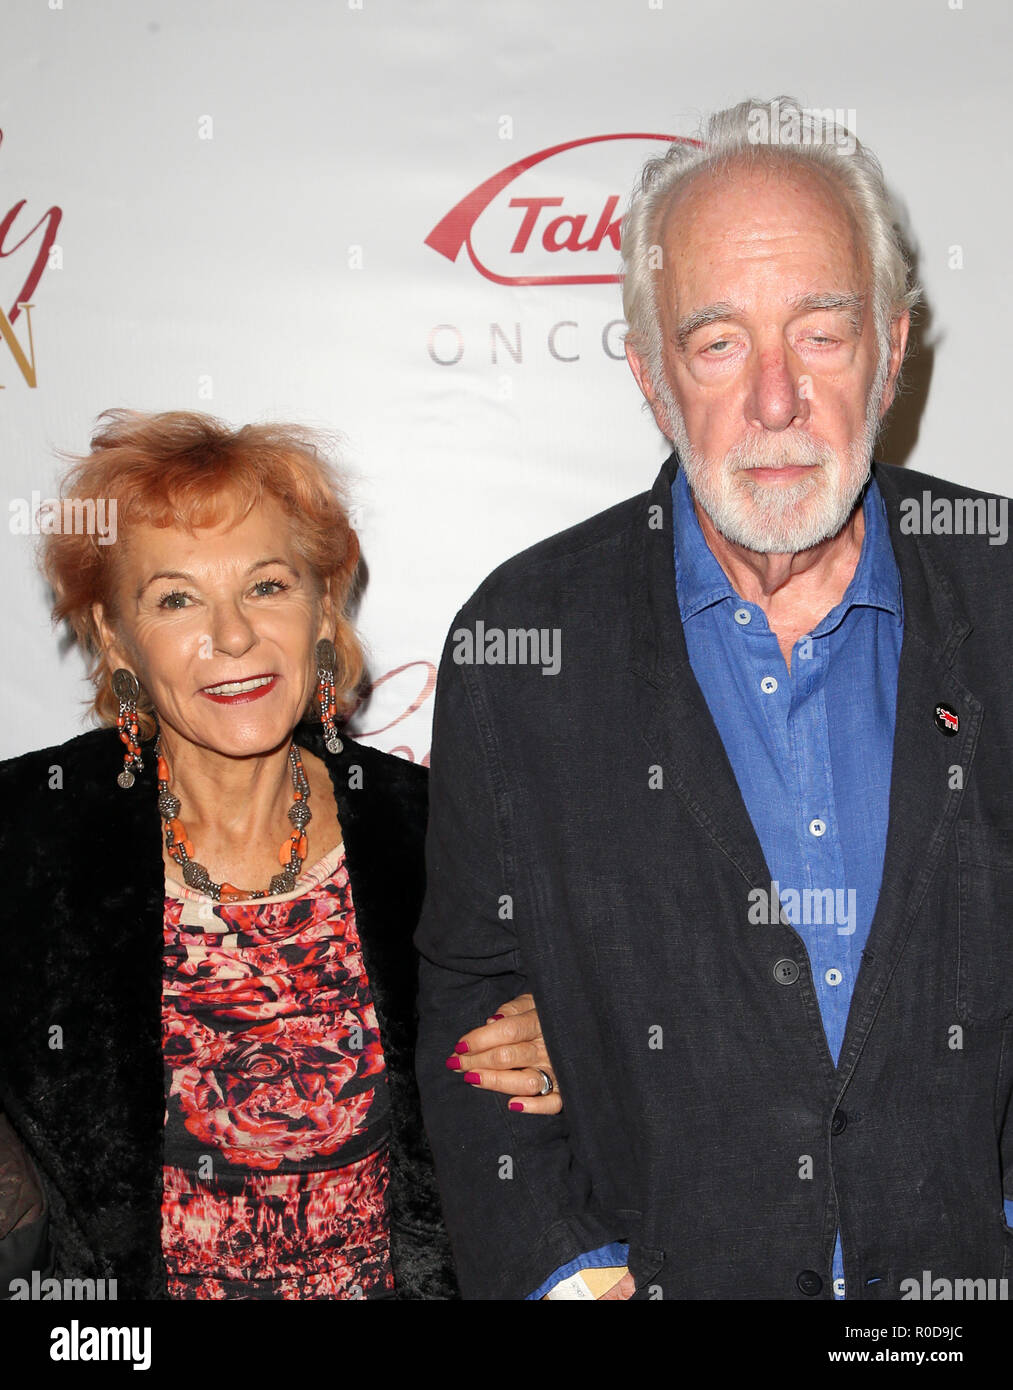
[833,1277,847,1298]
[831,1112,848,1135]
[797,1270,823,1296]
[734,608,751,625]
[773,958,800,986]
[809,818,826,837]
[760,675,778,694]
[825,968,843,986]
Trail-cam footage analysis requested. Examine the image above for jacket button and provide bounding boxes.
[831,1111,847,1135]
[797,1270,823,1296]
[773,958,800,985]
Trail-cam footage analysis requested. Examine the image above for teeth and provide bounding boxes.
[204,676,273,696]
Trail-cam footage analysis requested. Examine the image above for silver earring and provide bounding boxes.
[113,668,142,787]
[315,639,343,754]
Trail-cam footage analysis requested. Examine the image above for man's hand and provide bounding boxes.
[445,992,561,1114]
[598,1271,636,1300]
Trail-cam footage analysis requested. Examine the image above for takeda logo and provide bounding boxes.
[0,127,62,389]
[425,133,693,287]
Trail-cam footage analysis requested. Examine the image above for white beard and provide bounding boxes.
[657,372,885,555]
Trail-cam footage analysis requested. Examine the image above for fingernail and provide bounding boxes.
[490,1014,504,1020]
[445,1056,461,1070]
[454,1040,470,1054]
[509,1101,524,1112]
[464,1071,481,1084]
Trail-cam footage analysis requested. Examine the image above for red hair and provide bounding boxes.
[41,409,364,739]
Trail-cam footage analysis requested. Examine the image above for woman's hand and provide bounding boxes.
[445,992,561,1114]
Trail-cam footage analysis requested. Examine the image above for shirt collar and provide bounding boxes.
[672,461,903,630]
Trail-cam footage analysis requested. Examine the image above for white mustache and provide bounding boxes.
[728,435,836,472]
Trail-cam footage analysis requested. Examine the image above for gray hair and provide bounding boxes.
[621,97,921,385]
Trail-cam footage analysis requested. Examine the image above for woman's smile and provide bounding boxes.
[199,673,280,704]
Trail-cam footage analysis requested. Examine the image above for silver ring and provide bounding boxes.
[535,1067,554,1096]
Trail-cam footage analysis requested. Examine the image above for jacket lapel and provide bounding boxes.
[833,465,982,1083]
[631,453,779,889]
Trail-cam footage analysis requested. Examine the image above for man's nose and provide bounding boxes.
[744,348,810,432]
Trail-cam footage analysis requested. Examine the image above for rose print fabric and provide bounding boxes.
[160,845,394,1299]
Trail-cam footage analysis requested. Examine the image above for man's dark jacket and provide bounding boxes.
[0,724,458,1299]
[415,453,1013,1300]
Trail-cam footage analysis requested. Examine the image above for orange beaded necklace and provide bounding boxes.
[156,737,311,903]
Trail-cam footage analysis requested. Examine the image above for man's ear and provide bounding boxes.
[625,342,673,437]
[877,310,910,419]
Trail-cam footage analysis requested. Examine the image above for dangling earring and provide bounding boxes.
[315,638,344,754]
[113,668,143,787]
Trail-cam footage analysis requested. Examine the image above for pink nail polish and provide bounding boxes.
[445,1056,461,1070]
[454,1040,470,1054]
[464,1071,481,1084]
[509,1101,524,1112]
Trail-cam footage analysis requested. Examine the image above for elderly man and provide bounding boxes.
[414,98,1013,1301]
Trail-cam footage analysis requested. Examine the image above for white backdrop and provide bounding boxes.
[2,0,1009,762]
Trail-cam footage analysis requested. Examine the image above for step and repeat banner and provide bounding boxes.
[2,0,1008,761]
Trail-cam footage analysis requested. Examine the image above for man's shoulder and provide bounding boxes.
[874,459,1011,507]
[874,460,1013,587]
[462,485,651,616]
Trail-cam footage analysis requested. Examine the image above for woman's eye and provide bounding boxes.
[157,591,191,610]
[252,578,289,596]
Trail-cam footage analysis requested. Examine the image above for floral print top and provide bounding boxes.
[160,843,394,1299]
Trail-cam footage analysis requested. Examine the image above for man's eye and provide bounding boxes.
[704,339,732,354]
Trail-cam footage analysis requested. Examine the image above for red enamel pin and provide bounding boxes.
[934,704,959,736]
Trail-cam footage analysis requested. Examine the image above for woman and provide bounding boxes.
[0,410,559,1300]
